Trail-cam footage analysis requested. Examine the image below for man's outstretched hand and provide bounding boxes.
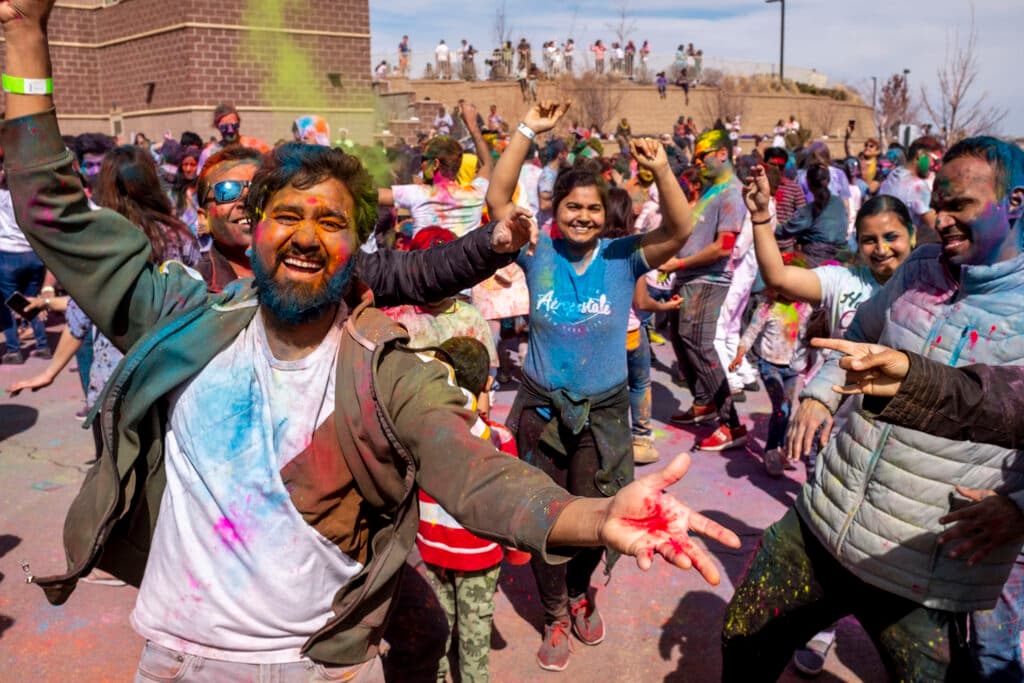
[490,205,538,256]
[810,337,910,398]
[600,453,741,584]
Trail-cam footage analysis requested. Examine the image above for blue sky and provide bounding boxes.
[369,0,1023,137]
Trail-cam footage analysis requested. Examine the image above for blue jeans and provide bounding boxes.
[0,249,48,354]
[758,358,799,452]
[627,325,652,437]
[971,556,1024,682]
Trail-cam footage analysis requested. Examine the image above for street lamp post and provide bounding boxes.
[766,0,784,84]
[902,68,911,146]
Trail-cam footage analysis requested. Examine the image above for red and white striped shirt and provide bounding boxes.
[416,418,518,571]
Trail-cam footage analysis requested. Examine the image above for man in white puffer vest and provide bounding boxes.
[721,136,1024,683]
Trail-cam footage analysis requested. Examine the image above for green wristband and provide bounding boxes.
[2,74,53,95]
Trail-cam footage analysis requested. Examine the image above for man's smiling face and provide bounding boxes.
[932,156,1016,267]
[250,177,357,324]
[200,160,260,252]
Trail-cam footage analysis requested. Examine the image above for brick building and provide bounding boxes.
[0,0,374,144]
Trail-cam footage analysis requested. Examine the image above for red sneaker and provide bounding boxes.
[537,619,572,671]
[569,593,606,645]
[699,424,748,451]
[670,403,717,425]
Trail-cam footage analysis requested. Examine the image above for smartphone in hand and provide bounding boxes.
[4,291,41,321]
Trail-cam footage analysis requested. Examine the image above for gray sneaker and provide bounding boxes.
[2,350,25,365]
[793,632,835,676]
[536,619,572,671]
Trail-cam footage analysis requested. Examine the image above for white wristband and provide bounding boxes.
[517,123,536,140]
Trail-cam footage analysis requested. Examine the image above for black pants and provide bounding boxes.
[671,281,738,427]
[721,508,974,683]
[517,405,605,624]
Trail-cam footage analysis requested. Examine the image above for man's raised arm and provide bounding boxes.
[0,1,208,351]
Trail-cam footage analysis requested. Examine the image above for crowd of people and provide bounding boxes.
[383,35,683,83]
[2,2,1024,682]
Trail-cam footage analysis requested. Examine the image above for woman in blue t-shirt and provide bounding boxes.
[485,101,694,671]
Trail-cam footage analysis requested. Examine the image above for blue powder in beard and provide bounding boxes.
[252,251,354,325]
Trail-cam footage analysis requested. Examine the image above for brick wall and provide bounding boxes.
[0,0,374,142]
[387,78,877,157]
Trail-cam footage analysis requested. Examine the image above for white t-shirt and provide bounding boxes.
[433,113,453,135]
[392,177,489,237]
[0,188,31,253]
[131,308,363,663]
[805,264,880,421]
[435,43,450,61]
[813,263,879,341]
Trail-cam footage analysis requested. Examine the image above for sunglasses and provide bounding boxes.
[207,179,250,204]
[694,149,719,164]
[218,122,240,134]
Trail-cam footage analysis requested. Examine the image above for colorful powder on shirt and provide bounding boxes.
[214,517,243,548]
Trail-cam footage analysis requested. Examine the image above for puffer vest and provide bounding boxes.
[798,246,1024,611]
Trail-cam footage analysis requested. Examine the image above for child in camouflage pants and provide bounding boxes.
[416,337,524,682]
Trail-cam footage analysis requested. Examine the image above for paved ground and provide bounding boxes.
[0,328,887,682]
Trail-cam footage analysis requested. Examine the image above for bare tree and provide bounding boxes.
[699,77,748,130]
[493,0,514,49]
[877,73,915,145]
[605,1,637,46]
[807,100,841,140]
[564,71,623,133]
[920,2,1006,144]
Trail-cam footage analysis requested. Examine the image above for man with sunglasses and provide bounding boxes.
[763,147,805,225]
[660,129,749,452]
[879,134,944,245]
[196,103,270,175]
[844,129,882,193]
